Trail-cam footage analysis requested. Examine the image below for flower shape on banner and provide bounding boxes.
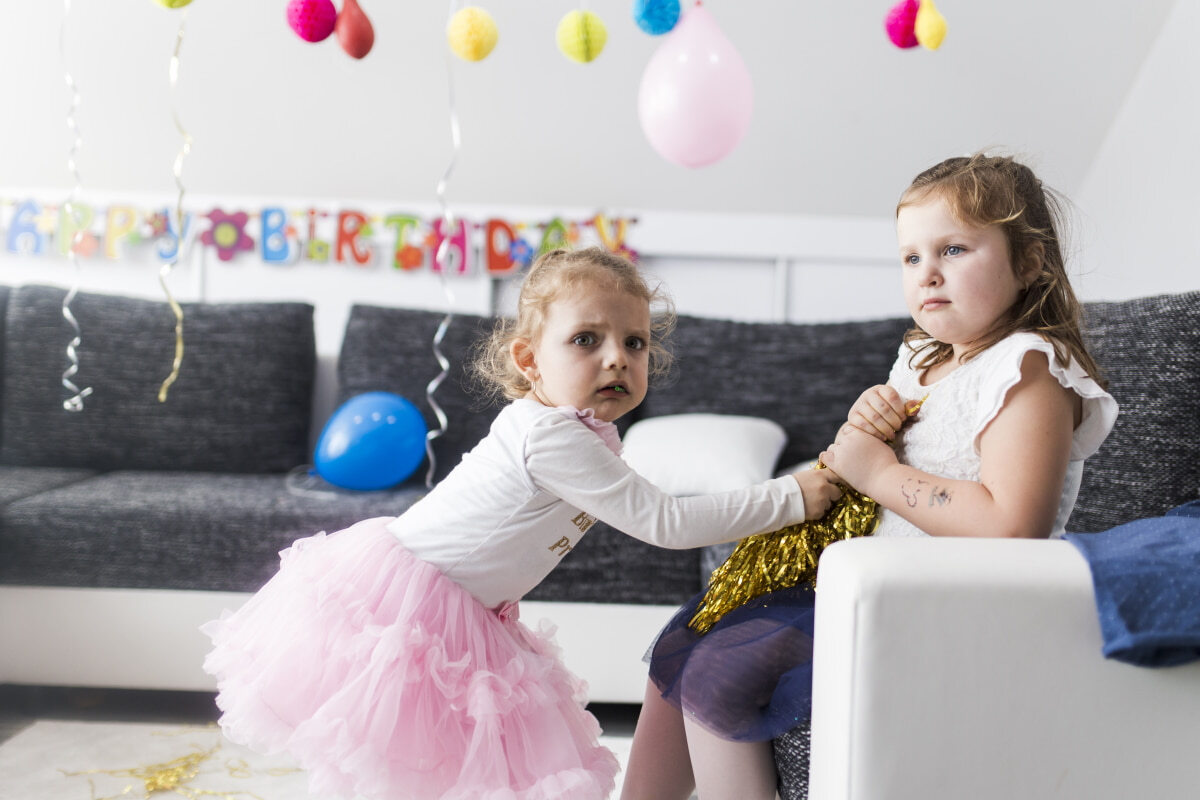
[397,244,424,269]
[509,238,534,267]
[147,212,171,237]
[202,209,255,261]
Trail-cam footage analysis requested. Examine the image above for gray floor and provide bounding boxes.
[0,684,640,746]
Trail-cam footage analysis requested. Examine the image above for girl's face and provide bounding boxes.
[897,194,1027,358]
[513,282,651,422]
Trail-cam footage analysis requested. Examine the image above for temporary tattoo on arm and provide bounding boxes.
[928,486,952,507]
[901,478,927,508]
[900,478,953,509]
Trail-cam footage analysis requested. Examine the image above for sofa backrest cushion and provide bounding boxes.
[0,285,315,473]
[0,284,9,450]
[338,305,499,484]
[1069,290,1200,531]
[638,314,911,471]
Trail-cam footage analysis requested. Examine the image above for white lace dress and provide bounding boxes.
[876,332,1118,539]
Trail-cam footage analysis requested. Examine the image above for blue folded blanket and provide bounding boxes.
[1066,501,1200,667]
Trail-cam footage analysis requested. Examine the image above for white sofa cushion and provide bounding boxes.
[621,413,787,495]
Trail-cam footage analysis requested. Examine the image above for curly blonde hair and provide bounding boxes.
[898,152,1105,387]
[472,247,676,403]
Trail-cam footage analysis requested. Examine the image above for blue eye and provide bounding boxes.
[626,337,647,351]
[572,333,596,346]
[904,254,920,266]
[945,245,964,256]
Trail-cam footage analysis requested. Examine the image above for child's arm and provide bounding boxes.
[821,351,1077,538]
[791,468,844,519]
[526,416,841,549]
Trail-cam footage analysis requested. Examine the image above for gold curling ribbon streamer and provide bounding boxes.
[59,742,264,800]
[158,12,192,403]
[688,395,929,634]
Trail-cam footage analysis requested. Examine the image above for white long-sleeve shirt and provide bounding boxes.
[387,399,808,608]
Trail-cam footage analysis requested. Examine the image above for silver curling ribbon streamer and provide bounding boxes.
[59,0,92,413]
[158,11,191,403]
[423,2,465,489]
[423,297,453,490]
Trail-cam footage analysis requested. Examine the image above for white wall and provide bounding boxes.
[1074,0,1200,301]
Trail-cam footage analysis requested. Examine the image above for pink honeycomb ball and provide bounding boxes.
[287,0,338,43]
[885,0,920,49]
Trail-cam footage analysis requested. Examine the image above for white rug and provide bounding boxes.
[0,720,634,799]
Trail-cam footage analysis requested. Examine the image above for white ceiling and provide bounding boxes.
[1,0,1178,220]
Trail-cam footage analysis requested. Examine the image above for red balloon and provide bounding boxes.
[336,0,375,59]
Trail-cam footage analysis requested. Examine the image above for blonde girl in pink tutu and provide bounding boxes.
[202,246,842,800]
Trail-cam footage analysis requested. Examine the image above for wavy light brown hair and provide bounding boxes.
[897,153,1105,386]
[472,246,676,403]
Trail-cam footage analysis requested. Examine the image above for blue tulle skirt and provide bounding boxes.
[646,584,817,742]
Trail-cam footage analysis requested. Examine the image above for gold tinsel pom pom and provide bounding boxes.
[688,464,880,634]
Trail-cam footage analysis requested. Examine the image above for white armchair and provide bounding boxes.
[806,537,1200,799]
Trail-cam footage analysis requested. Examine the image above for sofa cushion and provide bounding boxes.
[622,414,788,495]
[773,720,811,800]
[0,469,700,603]
[338,305,499,484]
[0,465,95,506]
[0,284,9,449]
[639,314,910,472]
[1069,291,1200,532]
[0,286,315,473]
[0,471,425,592]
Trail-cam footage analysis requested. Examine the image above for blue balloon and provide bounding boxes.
[314,392,427,491]
[633,0,680,35]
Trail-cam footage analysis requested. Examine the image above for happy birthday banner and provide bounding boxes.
[0,198,638,276]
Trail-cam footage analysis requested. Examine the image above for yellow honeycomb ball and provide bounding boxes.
[556,10,607,63]
[154,0,194,7]
[447,6,499,62]
[914,0,948,50]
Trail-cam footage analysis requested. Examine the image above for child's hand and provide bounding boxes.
[846,385,909,442]
[820,425,898,494]
[792,468,843,519]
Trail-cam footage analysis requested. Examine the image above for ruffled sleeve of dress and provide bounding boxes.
[552,405,623,456]
[973,332,1118,459]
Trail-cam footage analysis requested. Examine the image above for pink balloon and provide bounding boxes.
[638,3,753,168]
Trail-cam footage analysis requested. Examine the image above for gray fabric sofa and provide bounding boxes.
[1,284,1196,793]
[0,285,405,595]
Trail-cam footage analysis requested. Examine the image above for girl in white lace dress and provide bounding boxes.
[622,154,1117,800]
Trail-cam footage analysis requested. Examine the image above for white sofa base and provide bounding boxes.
[809,537,1200,800]
[0,586,675,704]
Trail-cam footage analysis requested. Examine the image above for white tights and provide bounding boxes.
[619,681,778,800]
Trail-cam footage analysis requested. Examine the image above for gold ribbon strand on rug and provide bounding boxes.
[57,731,297,800]
[688,395,928,634]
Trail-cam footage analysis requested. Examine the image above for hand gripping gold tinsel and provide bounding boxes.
[687,464,879,634]
[688,395,927,634]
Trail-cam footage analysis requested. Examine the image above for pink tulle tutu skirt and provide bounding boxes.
[201,517,618,800]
